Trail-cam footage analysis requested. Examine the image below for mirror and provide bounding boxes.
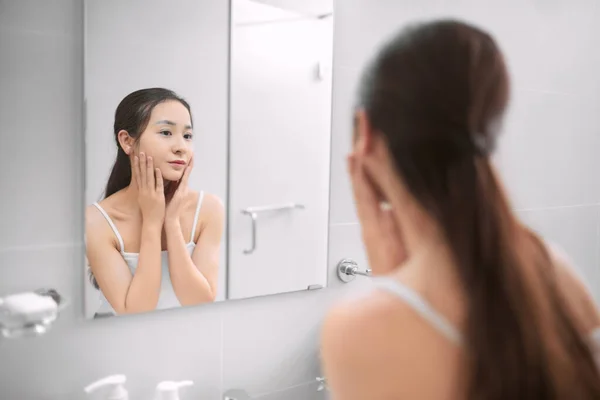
[83,0,334,318]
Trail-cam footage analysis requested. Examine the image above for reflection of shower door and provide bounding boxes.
[228,15,333,300]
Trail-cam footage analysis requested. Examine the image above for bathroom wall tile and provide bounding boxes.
[327,223,371,291]
[0,28,84,249]
[86,0,227,55]
[328,66,361,225]
[333,0,447,69]
[0,244,85,322]
[521,1,600,97]
[0,303,224,400]
[442,0,600,98]
[517,205,600,302]
[255,379,329,400]
[495,89,600,210]
[221,289,337,396]
[0,0,82,38]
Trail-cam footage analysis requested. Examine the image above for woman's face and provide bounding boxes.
[136,100,194,182]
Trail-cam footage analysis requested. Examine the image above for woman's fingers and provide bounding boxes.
[132,156,140,189]
[348,152,407,272]
[155,168,164,192]
[146,155,155,188]
[348,154,380,223]
[179,164,192,189]
[139,153,147,189]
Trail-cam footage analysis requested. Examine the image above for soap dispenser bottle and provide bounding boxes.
[84,374,129,400]
[154,380,194,400]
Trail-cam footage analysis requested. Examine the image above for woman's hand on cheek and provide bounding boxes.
[348,153,407,274]
[165,157,194,226]
[133,152,165,228]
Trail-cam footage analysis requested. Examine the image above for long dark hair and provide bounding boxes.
[104,87,193,198]
[89,88,192,289]
[358,19,600,398]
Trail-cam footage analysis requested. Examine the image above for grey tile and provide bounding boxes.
[0,244,85,322]
[334,0,447,69]
[221,290,336,396]
[0,302,224,400]
[0,244,225,400]
[0,0,83,38]
[442,0,600,97]
[255,379,329,400]
[0,28,84,249]
[521,1,600,97]
[329,66,361,225]
[495,89,600,209]
[85,0,228,55]
[518,205,600,302]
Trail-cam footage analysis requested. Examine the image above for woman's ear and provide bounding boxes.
[117,130,134,155]
[353,109,375,157]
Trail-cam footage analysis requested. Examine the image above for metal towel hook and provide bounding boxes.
[337,259,371,283]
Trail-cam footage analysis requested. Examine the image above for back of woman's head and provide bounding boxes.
[104,87,192,199]
[358,19,600,399]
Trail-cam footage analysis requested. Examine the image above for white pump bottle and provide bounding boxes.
[154,380,194,400]
[84,374,129,400]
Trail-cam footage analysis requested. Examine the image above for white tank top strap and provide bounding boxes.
[92,202,125,252]
[372,277,463,346]
[190,191,205,242]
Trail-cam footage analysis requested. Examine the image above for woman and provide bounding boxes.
[86,88,224,317]
[321,20,600,399]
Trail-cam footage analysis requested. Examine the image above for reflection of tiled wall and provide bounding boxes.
[2,0,600,399]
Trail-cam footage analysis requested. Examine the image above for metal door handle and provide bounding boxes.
[241,203,305,255]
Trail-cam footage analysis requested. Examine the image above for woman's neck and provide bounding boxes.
[390,198,463,296]
[120,180,176,205]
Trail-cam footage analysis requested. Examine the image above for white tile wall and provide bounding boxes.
[328,66,361,225]
[2,0,600,399]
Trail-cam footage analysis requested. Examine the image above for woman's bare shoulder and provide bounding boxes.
[321,288,460,398]
[85,204,118,252]
[547,242,600,331]
[85,203,107,232]
[193,191,224,217]
[85,193,128,247]
[199,191,223,206]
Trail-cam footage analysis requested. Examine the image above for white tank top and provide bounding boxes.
[91,191,205,316]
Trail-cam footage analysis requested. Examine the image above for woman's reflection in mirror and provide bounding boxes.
[86,88,224,317]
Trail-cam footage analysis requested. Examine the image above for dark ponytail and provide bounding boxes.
[104,147,131,198]
[89,88,192,289]
[359,19,600,398]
